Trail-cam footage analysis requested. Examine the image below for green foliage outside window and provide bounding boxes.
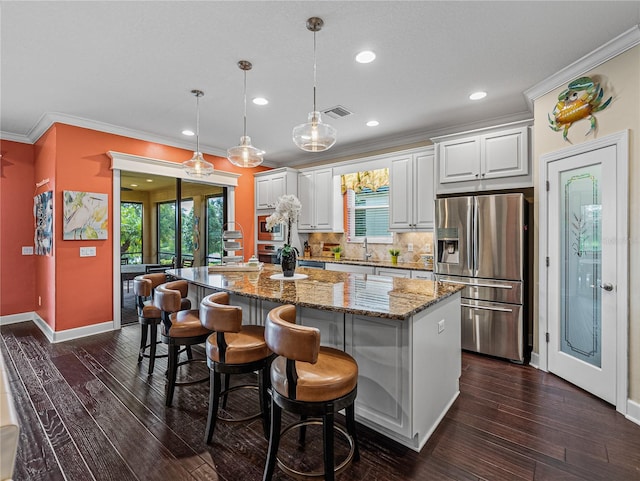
[120,202,142,263]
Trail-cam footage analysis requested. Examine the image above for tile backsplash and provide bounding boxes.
[307,231,433,263]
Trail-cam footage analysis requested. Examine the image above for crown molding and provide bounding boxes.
[524,24,640,109]
[23,112,228,158]
[0,131,32,144]
[107,151,241,187]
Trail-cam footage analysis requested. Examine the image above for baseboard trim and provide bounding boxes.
[0,312,36,326]
[626,399,640,426]
[529,352,540,370]
[1,312,115,343]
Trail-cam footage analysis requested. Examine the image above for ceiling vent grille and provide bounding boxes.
[323,105,353,119]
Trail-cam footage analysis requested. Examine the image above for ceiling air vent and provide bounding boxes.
[323,105,353,119]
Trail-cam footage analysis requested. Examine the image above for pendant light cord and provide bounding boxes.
[243,68,248,137]
[195,92,201,153]
[313,28,317,113]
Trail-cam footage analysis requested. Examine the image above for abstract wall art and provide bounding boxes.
[34,190,53,256]
[63,191,108,240]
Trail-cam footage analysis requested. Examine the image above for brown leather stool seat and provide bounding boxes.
[154,280,211,407]
[133,273,190,375]
[263,305,360,481]
[200,292,274,444]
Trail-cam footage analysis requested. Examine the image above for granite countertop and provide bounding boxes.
[300,256,433,271]
[170,264,460,320]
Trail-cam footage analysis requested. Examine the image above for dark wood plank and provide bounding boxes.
[3,322,640,481]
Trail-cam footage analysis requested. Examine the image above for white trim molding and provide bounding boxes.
[524,25,640,109]
[627,399,640,427]
[1,313,116,343]
[0,312,36,326]
[108,151,241,187]
[538,130,629,414]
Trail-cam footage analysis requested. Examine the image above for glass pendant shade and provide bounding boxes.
[227,135,264,167]
[183,151,214,177]
[182,89,214,177]
[227,60,264,168]
[292,111,337,152]
[293,17,336,153]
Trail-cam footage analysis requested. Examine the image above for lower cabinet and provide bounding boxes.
[325,263,376,274]
[346,314,411,437]
[375,267,411,278]
[299,307,344,350]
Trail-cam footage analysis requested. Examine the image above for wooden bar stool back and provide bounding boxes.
[133,273,175,375]
[199,292,274,444]
[154,280,211,407]
[263,305,360,481]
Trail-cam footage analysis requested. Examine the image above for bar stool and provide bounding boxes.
[133,273,171,375]
[199,292,274,444]
[154,280,211,407]
[263,305,360,481]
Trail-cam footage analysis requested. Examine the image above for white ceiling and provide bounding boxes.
[2,1,639,167]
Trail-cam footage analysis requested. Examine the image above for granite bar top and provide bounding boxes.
[169,264,461,320]
[301,256,433,271]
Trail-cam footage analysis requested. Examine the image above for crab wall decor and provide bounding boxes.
[548,76,612,142]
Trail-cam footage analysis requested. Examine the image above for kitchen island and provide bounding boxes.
[168,264,462,452]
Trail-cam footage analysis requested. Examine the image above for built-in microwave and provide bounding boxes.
[257,215,284,242]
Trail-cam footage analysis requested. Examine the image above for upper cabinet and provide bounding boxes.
[298,168,343,233]
[254,167,298,210]
[433,120,532,194]
[389,147,435,231]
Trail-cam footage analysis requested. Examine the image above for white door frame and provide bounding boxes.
[108,151,240,330]
[538,130,628,414]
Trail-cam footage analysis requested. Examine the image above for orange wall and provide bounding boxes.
[0,140,36,316]
[0,124,268,331]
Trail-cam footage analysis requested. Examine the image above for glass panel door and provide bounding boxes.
[559,165,601,367]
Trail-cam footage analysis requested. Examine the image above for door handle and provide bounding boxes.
[600,283,614,292]
[460,303,513,313]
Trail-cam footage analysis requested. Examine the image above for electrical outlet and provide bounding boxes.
[407,243,414,252]
[438,319,445,333]
[425,244,432,253]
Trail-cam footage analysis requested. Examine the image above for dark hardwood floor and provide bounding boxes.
[1,320,639,481]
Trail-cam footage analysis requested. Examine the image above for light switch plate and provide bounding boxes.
[22,246,34,255]
[80,246,97,257]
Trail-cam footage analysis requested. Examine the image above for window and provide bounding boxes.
[120,202,143,264]
[343,168,392,243]
[206,193,226,264]
[157,201,176,264]
[180,198,195,260]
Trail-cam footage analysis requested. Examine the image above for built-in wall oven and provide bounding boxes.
[257,244,279,264]
[257,215,284,242]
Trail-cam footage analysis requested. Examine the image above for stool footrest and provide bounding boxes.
[276,419,355,479]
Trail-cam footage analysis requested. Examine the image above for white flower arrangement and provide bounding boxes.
[265,194,302,248]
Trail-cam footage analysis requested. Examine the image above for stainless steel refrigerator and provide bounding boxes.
[435,193,528,362]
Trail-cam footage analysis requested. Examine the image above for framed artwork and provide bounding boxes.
[63,191,108,240]
[34,190,53,256]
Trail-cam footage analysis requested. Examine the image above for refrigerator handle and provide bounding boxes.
[460,303,514,313]
[472,198,478,276]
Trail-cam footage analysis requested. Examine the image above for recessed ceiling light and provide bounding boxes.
[182,129,195,136]
[366,120,379,127]
[130,183,138,187]
[252,97,269,106]
[469,91,487,100]
[146,179,153,182]
[355,50,376,64]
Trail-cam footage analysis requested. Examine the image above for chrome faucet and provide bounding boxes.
[363,237,372,261]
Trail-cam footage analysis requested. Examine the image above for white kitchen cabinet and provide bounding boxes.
[433,120,532,194]
[376,267,411,278]
[325,263,375,275]
[411,270,434,281]
[254,167,298,210]
[346,313,411,437]
[389,147,435,231]
[299,307,344,350]
[297,168,343,232]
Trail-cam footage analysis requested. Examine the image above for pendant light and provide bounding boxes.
[182,89,214,177]
[292,17,337,152]
[227,60,265,167]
